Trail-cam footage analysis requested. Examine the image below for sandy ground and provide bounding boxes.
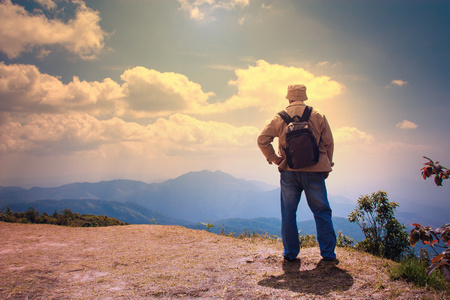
[0,222,447,299]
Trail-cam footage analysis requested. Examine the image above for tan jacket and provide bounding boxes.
[257,102,334,172]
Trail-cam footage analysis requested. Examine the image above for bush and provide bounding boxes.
[407,157,450,282]
[348,191,410,261]
[336,230,354,247]
[299,230,318,248]
[390,256,449,291]
[409,223,450,282]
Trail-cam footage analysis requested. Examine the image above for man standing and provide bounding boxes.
[257,84,337,263]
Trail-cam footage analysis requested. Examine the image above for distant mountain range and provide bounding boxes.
[0,170,436,240]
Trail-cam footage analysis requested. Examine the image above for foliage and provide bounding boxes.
[421,156,450,186]
[390,256,449,291]
[409,223,450,282]
[0,206,129,227]
[198,219,215,232]
[348,191,410,261]
[336,230,354,247]
[407,157,450,282]
[298,230,318,248]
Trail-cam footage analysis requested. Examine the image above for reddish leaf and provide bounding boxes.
[434,174,443,186]
[411,223,423,227]
[431,254,444,264]
[435,224,450,234]
[427,262,439,277]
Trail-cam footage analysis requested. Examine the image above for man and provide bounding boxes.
[257,84,337,263]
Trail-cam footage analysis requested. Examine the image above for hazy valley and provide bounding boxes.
[0,170,441,240]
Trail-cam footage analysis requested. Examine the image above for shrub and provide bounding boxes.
[409,223,450,282]
[390,256,449,291]
[336,230,354,247]
[348,191,410,261]
[407,157,450,282]
[299,230,318,248]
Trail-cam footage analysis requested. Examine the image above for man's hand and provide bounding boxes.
[324,172,329,179]
[274,157,285,166]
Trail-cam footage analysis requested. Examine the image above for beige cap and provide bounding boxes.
[285,84,308,101]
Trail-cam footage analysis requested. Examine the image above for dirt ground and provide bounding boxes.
[0,222,447,299]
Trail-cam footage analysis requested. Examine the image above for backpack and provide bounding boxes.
[278,106,319,169]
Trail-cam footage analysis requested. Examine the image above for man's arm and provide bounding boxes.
[257,118,283,165]
[321,115,334,167]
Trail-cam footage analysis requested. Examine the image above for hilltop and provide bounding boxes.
[0,222,446,299]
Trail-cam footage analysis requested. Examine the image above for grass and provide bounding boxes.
[389,256,449,292]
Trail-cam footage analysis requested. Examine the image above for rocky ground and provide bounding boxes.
[0,222,447,299]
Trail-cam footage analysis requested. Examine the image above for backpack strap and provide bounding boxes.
[299,106,312,122]
[277,110,293,124]
[278,106,313,123]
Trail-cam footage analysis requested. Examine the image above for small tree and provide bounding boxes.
[25,206,39,223]
[348,191,410,261]
[408,157,450,282]
[199,219,215,232]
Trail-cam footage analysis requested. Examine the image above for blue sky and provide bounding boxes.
[0,0,449,220]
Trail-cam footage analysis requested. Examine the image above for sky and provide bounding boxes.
[0,0,449,219]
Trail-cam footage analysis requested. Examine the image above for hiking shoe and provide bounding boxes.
[283,256,300,262]
[318,258,339,266]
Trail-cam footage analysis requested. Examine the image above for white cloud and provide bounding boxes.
[0,62,124,115]
[0,61,342,118]
[396,120,418,129]
[178,0,249,21]
[120,66,215,118]
[35,0,57,10]
[390,79,408,87]
[0,112,259,156]
[223,60,343,113]
[0,0,107,59]
[334,127,374,144]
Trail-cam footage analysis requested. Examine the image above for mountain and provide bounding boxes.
[7,199,193,226]
[0,169,439,231]
[0,170,281,222]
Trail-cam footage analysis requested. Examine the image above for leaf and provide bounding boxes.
[427,262,439,277]
[431,254,444,264]
[434,174,443,186]
[423,156,433,163]
[435,223,450,234]
[409,232,419,248]
[411,223,423,228]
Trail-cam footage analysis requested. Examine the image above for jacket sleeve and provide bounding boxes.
[257,117,282,164]
[321,115,334,167]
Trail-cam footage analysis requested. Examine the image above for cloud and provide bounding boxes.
[0,0,107,59]
[0,61,342,118]
[178,0,249,21]
[0,112,259,156]
[390,79,408,87]
[120,66,215,118]
[334,127,374,144]
[0,62,124,116]
[35,0,57,10]
[396,120,418,129]
[223,60,343,113]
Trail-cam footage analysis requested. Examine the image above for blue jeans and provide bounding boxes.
[280,170,336,260]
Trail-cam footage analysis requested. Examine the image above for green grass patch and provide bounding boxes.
[390,257,449,292]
